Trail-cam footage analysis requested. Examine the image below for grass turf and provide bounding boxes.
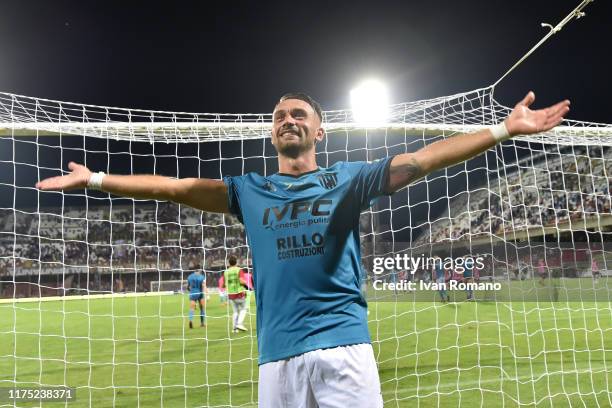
[1,283,611,407]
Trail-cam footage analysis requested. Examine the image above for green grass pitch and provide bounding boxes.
[1,284,611,407]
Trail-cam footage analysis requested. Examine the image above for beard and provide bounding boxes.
[274,128,315,158]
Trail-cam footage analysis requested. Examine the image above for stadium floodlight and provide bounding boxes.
[350,79,390,126]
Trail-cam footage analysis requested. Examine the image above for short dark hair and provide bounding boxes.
[228,255,238,266]
[277,92,323,122]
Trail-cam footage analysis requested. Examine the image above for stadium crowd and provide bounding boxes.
[1,146,610,298]
[421,146,611,243]
[0,203,248,297]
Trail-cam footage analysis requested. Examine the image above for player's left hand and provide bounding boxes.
[505,91,570,136]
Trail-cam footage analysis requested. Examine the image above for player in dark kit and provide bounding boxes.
[463,256,475,301]
[433,257,450,303]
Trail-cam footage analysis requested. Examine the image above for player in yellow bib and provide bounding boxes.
[223,256,248,333]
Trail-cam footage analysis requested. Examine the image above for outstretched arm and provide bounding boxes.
[385,91,570,192]
[36,162,230,213]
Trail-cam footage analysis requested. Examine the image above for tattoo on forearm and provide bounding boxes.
[388,157,424,192]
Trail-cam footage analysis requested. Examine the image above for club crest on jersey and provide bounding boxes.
[263,181,276,192]
[317,172,338,190]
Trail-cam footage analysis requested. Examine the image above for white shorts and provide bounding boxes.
[258,343,383,408]
[230,297,246,309]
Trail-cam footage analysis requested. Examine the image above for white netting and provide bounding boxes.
[1,85,611,406]
[150,280,185,293]
[1,88,611,143]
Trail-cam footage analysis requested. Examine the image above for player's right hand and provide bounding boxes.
[505,91,570,137]
[36,161,92,191]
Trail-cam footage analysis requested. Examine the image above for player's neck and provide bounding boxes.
[277,153,318,176]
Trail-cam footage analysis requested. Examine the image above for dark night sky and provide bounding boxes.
[0,0,609,121]
[0,0,610,230]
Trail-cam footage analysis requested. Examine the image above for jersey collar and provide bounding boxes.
[275,167,321,179]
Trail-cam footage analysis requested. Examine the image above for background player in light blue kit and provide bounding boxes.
[37,90,569,407]
[187,270,206,329]
[432,256,450,303]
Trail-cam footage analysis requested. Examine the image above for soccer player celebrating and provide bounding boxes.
[186,269,206,328]
[223,256,248,333]
[36,91,569,406]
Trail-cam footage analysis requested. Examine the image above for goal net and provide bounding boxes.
[1,86,611,406]
[150,280,185,293]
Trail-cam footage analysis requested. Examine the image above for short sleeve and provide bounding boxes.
[348,156,394,211]
[223,175,245,223]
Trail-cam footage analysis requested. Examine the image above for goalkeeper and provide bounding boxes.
[36,91,569,407]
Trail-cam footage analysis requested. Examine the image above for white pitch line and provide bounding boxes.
[386,363,608,395]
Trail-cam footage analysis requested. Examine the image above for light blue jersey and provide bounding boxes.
[434,259,445,281]
[187,272,205,298]
[224,158,392,364]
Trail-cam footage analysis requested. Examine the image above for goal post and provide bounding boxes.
[150,279,186,293]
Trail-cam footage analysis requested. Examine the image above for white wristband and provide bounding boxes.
[87,171,106,190]
[490,121,511,142]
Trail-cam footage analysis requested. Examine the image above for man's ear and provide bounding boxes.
[314,127,325,144]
